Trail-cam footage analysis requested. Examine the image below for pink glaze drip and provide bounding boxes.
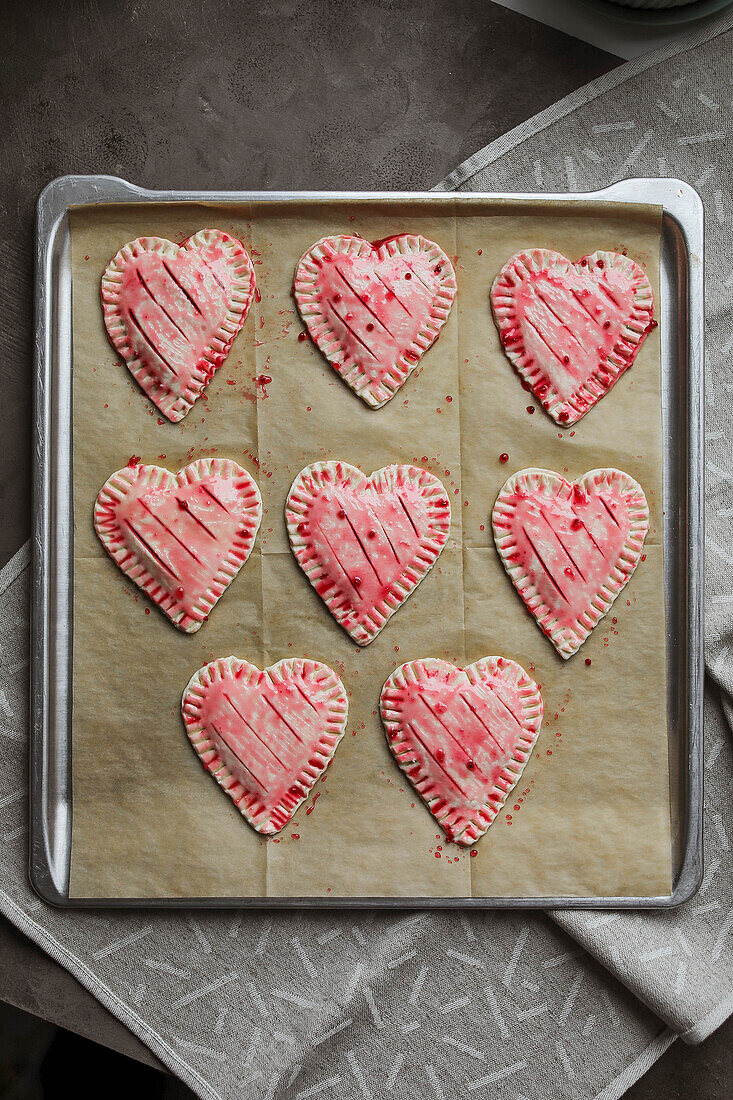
[182,657,347,835]
[381,658,542,846]
[294,236,457,407]
[117,246,234,402]
[96,463,260,626]
[102,230,256,422]
[312,247,442,385]
[509,267,639,401]
[291,467,449,641]
[498,478,636,632]
[491,251,654,425]
[193,671,329,828]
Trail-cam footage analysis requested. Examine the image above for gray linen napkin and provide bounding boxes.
[2,12,733,1099]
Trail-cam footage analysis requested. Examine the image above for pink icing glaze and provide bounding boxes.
[181,656,348,835]
[101,229,256,423]
[492,468,649,658]
[491,250,654,425]
[286,462,451,646]
[380,657,543,846]
[294,235,457,408]
[94,458,261,632]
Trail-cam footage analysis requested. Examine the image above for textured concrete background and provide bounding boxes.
[1,0,730,1095]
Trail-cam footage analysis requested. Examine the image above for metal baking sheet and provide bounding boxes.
[30,175,704,908]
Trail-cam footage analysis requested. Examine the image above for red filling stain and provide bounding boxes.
[305,792,321,815]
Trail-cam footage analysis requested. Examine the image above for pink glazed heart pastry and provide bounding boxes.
[94,458,261,632]
[492,467,649,658]
[293,234,457,407]
[101,229,256,422]
[182,656,348,835]
[286,461,451,646]
[491,249,654,425]
[380,657,543,846]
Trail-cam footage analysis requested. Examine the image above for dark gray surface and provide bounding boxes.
[1,0,729,1096]
[0,916,161,1071]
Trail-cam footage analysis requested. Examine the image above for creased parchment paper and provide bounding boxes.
[68,198,669,899]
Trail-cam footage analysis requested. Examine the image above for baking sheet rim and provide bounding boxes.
[30,176,704,908]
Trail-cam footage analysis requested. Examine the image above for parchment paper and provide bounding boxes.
[68,198,669,899]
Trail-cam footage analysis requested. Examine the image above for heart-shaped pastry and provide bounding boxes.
[293,234,457,407]
[182,656,348,835]
[492,467,649,658]
[286,461,451,646]
[380,657,543,846]
[101,229,256,422]
[491,249,654,425]
[94,458,261,632]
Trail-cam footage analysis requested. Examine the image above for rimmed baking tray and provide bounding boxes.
[31,175,704,908]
